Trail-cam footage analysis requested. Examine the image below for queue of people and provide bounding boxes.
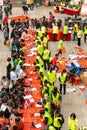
[0,4,84,129]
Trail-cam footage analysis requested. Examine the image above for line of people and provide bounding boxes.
[0,10,82,130]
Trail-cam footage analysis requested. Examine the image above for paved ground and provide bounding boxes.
[0,5,87,129]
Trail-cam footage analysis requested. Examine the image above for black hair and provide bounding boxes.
[0,111,4,117]
[70,113,76,120]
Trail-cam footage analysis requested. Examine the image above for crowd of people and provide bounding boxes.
[1,1,87,129]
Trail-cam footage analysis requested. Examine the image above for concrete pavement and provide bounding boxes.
[0,5,87,129]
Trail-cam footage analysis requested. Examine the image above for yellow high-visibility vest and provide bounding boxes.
[68,116,78,130]
[84,26,87,34]
[53,25,58,34]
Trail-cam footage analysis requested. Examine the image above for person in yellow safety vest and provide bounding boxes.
[68,113,78,130]
[53,110,64,130]
[42,47,51,70]
[48,125,56,130]
[43,80,54,102]
[52,87,62,106]
[42,99,51,112]
[41,25,46,35]
[35,64,46,77]
[46,81,54,95]
[43,89,49,101]
[73,23,78,41]
[59,69,67,94]
[77,28,83,46]
[43,33,49,48]
[84,25,87,43]
[37,29,43,39]
[47,67,56,85]
[35,36,41,45]
[63,24,68,41]
[36,55,44,67]
[57,39,63,56]
[59,2,63,13]
[54,5,57,11]
[43,108,53,125]
[40,72,48,86]
[52,23,58,41]
[37,41,44,56]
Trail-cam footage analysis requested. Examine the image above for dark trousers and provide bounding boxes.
[44,60,50,70]
[60,84,66,94]
[73,32,77,41]
[84,34,87,43]
[58,49,62,56]
[53,33,57,41]
[28,4,34,10]
[54,127,61,130]
[77,38,81,46]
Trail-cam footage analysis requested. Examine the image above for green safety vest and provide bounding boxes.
[44,102,50,111]
[43,49,50,60]
[39,66,46,76]
[84,27,87,34]
[63,25,68,34]
[36,56,44,67]
[54,6,57,10]
[41,26,46,34]
[49,126,56,130]
[43,37,48,47]
[53,26,58,34]
[43,111,53,125]
[59,73,67,84]
[47,83,54,94]
[53,116,62,128]
[37,30,43,38]
[42,86,48,94]
[37,44,44,55]
[48,70,56,84]
[44,93,49,99]
[42,76,48,85]
[68,117,78,130]
[58,40,63,49]
[52,92,61,105]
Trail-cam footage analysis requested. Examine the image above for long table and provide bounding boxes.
[54,6,80,16]
[63,7,80,16]
[21,29,45,130]
[46,28,71,41]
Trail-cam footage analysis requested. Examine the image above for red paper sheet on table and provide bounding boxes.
[80,4,87,15]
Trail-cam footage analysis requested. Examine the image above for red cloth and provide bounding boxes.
[52,57,57,66]
[3,16,8,24]
[63,7,80,16]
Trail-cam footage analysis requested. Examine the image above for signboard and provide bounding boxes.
[0,0,3,5]
[80,4,87,15]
